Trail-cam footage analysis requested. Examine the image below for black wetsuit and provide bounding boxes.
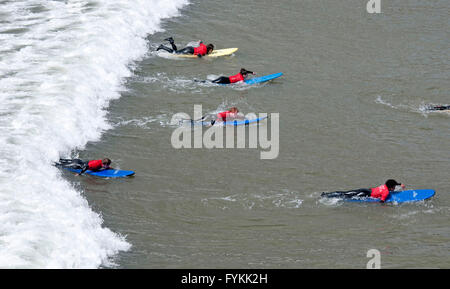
[211,76,231,84]
[321,188,372,199]
[429,105,450,111]
[56,158,89,174]
[212,70,252,84]
[157,42,195,55]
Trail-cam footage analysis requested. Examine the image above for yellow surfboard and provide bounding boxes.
[167,48,238,58]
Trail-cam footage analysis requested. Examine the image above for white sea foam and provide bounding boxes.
[0,0,188,268]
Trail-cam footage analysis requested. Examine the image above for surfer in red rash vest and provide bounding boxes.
[212,68,255,84]
[321,179,406,203]
[210,107,245,125]
[56,158,112,176]
[156,37,214,57]
[427,105,450,111]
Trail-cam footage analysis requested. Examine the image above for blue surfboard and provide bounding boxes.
[191,116,268,126]
[345,189,435,204]
[244,72,283,85]
[211,72,283,86]
[64,167,135,178]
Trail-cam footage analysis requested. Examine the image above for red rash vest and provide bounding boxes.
[371,184,390,202]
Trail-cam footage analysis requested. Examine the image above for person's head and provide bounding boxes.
[385,179,401,191]
[102,158,111,168]
[206,44,214,54]
[240,68,254,77]
[229,107,239,113]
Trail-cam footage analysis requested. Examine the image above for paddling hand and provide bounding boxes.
[401,183,406,189]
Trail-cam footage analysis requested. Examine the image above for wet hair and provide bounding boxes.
[229,107,239,113]
[240,68,253,76]
[385,179,400,190]
[206,44,214,53]
[102,158,111,166]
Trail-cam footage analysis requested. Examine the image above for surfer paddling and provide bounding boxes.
[211,68,255,84]
[321,179,406,203]
[427,105,450,111]
[56,158,112,176]
[209,106,245,125]
[156,37,214,58]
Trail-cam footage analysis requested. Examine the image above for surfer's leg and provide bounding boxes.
[58,158,80,166]
[156,45,174,53]
[164,36,174,43]
[212,76,231,84]
[169,42,178,51]
[321,188,371,199]
[56,159,71,167]
[321,191,347,198]
[348,188,371,198]
[64,159,87,170]
[163,37,178,50]
[431,105,450,111]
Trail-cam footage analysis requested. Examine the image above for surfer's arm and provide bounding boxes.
[380,191,390,203]
[78,166,88,175]
[77,162,92,175]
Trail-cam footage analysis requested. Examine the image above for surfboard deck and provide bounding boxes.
[213,72,283,86]
[64,167,135,178]
[190,116,268,127]
[244,72,283,85]
[167,48,238,58]
[344,189,435,204]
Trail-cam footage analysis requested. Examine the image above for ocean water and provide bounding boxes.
[0,0,188,268]
[1,0,449,268]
